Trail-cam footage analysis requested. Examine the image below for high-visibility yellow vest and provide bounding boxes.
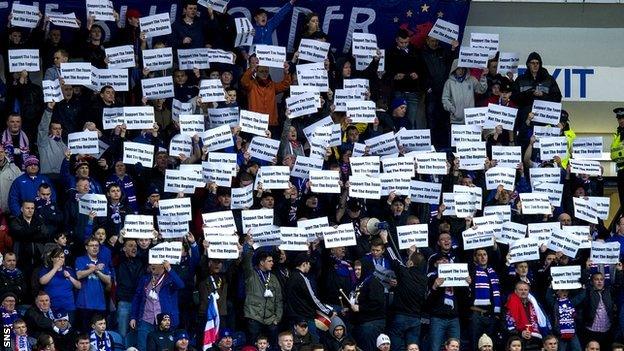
[611,133,624,171]
[560,129,576,169]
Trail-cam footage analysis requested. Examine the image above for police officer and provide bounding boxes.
[610,107,624,205]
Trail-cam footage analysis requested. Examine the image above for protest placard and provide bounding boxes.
[350,156,380,177]
[8,49,39,72]
[142,47,174,70]
[177,48,210,70]
[298,217,328,242]
[179,114,205,136]
[11,4,39,28]
[591,241,621,265]
[239,110,269,136]
[346,100,376,123]
[158,198,192,222]
[286,92,318,118]
[382,157,414,175]
[428,19,459,45]
[470,33,499,57]
[454,184,483,211]
[365,132,399,156]
[415,153,448,175]
[199,79,226,102]
[472,215,504,237]
[587,197,610,220]
[280,227,308,251]
[334,88,366,111]
[352,143,367,157]
[149,242,183,264]
[42,80,63,103]
[548,227,582,258]
[485,103,517,130]
[498,221,527,245]
[509,238,540,263]
[234,17,253,47]
[343,79,369,91]
[102,108,124,130]
[451,124,481,147]
[396,224,429,249]
[124,215,155,239]
[257,166,290,190]
[533,182,564,207]
[551,266,582,290]
[323,223,357,248]
[484,205,512,221]
[140,13,172,38]
[380,173,411,197]
[458,46,490,68]
[313,124,341,147]
[91,68,129,91]
[68,131,99,154]
[454,193,478,218]
[349,176,381,200]
[302,116,332,140]
[86,0,115,21]
[255,45,286,68]
[485,166,516,191]
[105,45,135,69]
[491,146,521,168]
[539,137,568,161]
[528,222,560,246]
[409,181,442,205]
[529,167,561,187]
[351,32,378,70]
[242,208,274,233]
[123,141,154,166]
[202,210,237,233]
[123,106,155,130]
[208,107,239,128]
[456,141,486,170]
[231,184,253,210]
[572,137,603,160]
[297,69,329,92]
[249,225,281,249]
[206,235,239,259]
[248,136,279,162]
[298,39,330,63]
[520,193,552,215]
[169,134,192,158]
[78,194,108,216]
[157,216,189,239]
[395,128,431,152]
[310,170,341,194]
[164,169,204,194]
[206,48,236,64]
[47,13,78,29]
[197,0,229,13]
[531,100,562,125]
[462,225,496,250]
[564,225,591,249]
[573,197,599,224]
[464,107,488,126]
[141,76,174,99]
[290,86,321,108]
[61,62,92,85]
[202,161,233,187]
[497,52,520,74]
[533,125,561,148]
[439,263,469,287]
[290,156,323,179]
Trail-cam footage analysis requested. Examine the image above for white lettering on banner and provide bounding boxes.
[365,132,399,156]
[343,79,369,91]
[290,86,322,108]
[298,39,330,63]
[206,235,239,259]
[178,48,211,70]
[86,0,115,21]
[485,103,517,130]
[179,114,205,136]
[298,217,329,242]
[68,131,99,154]
[250,225,282,249]
[415,152,448,175]
[497,52,520,74]
[428,19,459,45]
[380,173,411,196]
[551,266,582,290]
[531,100,562,125]
[255,44,286,68]
[202,211,237,233]
[591,241,621,265]
[105,45,135,69]
[242,208,274,233]
[527,222,560,246]
[10,4,39,29]
[202,161,233,187]
[469,33,499,58]
[234,17,254,47]
[484,205,512,221]
[141,76,174,100]
[464,107,488,126]
[395,128,431,152]
[60,62,92,85]
[257,166,290,190]
[350,156,380,177]
[458,46,490,69]
[297,68,330,92]
[569,159,602,176]
[199,79,226,102]
[310,170,341,194]
[462,225,496,250]
[197,0,229,13]
[587,197,610,220]
[123,141,154,166]
[323,223,357,248]
[529,167,561,187]
[573,197,599,224]
[520,193,552,215]
[8,49,39,72]
[157,216,189,239]
[548,227,581,258]
[509,237,540,263]
[485,166,516,191]
[205,48,235,64]
[456,141,486,170]
[124,215,155,239]
[140,13,172,38]
[410,180,441,205]
[239,110,269,136]
[122,106,155,130]
[539,136,568,161]
[346,100,376,123]
[572,137,603,160]
[142,47,174,70]
[286,92,318,118]
[78,194,108,216]
[438,263,469,287]
[280,227,308,251]
[172,99,193,121]
[533,125,561,148]
[91,68,130,92]
[231,184,254,210]
[349,176,381,200]
[491,146,521,168]
[397,224,429,249]
[158,198,192,222]
[149,242,183,264]
[382,157,414,175]
[351,32,377,71]
[334,88,366,112]
[533,182,564,207]
[499,221,527,245]
[248,136,279,162]
[208,107,239,128]
[42,80,63,103]
[164,169,204,194]
[451,124,481,147]
[291,155,324,179]
[169,134,192,158]
[442,192,456,216]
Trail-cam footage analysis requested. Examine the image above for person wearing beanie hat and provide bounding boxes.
[390,97,410,132]
[174,330,196,351]
[376,334,391,351]
[147,313,174,351]
[8,150,56,217]
[442,58,488,126]
[478,334,493,351]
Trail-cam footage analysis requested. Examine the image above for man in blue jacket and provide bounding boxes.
[252,0,296,45]
[8,155,56,217]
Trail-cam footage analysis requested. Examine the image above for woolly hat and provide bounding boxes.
[376,334,390,348]
[126,9,141,19]
[478,334,493,349]
[23,155,39,168]
[391,97,407,112]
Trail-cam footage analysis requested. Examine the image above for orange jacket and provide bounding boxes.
[240,68,292,126]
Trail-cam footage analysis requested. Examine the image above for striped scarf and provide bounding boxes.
[89,330,112,351]
[474,265,501,313]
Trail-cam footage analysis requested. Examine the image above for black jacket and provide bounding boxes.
[385,45,427,92]
[23,306,54,337]
[147,328,174,351]
[285,270,333,320]
[0,268,26,299]
[115,254,146,302]
[391,258,427,317]
[426,272,469,318]
[351,275,386,325]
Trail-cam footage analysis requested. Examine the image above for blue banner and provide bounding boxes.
[0,0,470,51]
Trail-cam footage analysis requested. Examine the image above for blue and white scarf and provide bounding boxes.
[474,265,502,313]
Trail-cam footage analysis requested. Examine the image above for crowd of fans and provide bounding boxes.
[0,0,621,351]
